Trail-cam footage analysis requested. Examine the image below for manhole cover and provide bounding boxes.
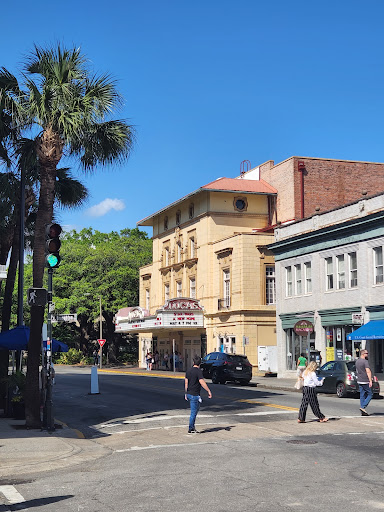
[287,439,318,445]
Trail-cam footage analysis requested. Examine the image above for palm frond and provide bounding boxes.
[55,168,89,208]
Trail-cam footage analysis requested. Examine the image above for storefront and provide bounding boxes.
[115,298,205,370]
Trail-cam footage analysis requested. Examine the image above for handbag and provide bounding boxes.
[294,378,303,390]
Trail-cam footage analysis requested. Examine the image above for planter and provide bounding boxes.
[12,401,25,420]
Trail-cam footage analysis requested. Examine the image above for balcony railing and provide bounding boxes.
[218,298,230,310]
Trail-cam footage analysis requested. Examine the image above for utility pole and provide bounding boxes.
[43,268,55,431]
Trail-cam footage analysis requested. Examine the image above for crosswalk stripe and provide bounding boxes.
[0,485,25,505]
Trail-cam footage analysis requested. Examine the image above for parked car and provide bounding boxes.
[200,352,252,385]
[315,360,381,398]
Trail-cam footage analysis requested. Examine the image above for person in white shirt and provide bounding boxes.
[298,361,328,423]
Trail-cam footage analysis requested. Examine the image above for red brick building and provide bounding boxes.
[255,157,384,223]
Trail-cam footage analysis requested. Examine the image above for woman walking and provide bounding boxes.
[298,361,328,423]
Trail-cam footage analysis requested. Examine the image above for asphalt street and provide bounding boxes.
[1,367,383,512]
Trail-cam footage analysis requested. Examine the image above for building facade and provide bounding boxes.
[269,193,384,379]
[116,176,278,370]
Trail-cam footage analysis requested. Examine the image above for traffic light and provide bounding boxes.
[45,223,62,268]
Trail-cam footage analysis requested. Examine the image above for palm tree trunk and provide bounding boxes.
[2,208,21,331]
[25,167,56,428]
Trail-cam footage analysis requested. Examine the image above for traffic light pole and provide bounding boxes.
[43,268,55,432]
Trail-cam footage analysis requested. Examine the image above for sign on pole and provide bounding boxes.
[98,339,106,347]
[52,313,77,323]
[27,288,47,307]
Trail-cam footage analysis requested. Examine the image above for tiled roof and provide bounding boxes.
[202,177,277,194]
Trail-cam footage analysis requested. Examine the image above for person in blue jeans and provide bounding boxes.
[356,349,373,416]
[185,355,212,434]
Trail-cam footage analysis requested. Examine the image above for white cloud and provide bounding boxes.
[86,198,126,217]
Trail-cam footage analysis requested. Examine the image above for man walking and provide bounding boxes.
[356,349,373,416]
[185,355,212,434]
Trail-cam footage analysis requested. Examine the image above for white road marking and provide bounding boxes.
[116,440,223,452]
[99,409,296,428]
[0,485,25,505]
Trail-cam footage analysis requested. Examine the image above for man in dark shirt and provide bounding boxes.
[185,355,212,434]
[356,349,373,416]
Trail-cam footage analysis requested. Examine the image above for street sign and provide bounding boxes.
[243,336,249,346]
[27,288,47,307]
[98,339,106,347]
[52,313,77,323]
[48,303,55,313]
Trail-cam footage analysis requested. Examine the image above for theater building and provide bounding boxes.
[116,175,278,370]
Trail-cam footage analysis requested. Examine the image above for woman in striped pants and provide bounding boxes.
[298,361,328,423]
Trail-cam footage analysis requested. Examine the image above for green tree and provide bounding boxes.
[0,45,134,426]
[51,227,152,360]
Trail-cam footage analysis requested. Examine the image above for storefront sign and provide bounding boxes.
[163,298,203,311]
[293,320,314,336]
[352,313,364,324]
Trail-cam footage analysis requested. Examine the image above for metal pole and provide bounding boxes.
[44,268,55,431]
[173,339,175,373]
[99,296,102,369]
[17,165,25,327]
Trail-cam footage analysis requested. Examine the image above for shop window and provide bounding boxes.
[304,262,312,293]
[374,246,384,284]
[286,266,293,297]
[266,266,276,304]
[337,254,346,289]
[349,252,357,288]
[295,264,302,295]
[325,257,334,290]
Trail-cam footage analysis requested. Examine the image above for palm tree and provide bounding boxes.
[0,45,134,426]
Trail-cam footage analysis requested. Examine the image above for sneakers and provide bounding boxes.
[187,428,200,434]
[360,408,369,416]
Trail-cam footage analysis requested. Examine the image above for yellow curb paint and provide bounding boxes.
[98,369,185,380]
[237,399,299,411]
[55,418,85,439]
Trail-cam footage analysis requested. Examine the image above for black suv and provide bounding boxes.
[200,352,252,385]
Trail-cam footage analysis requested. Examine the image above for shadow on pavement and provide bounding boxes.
[9,494,73,510]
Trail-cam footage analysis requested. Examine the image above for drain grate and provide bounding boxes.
[287,439,318,445]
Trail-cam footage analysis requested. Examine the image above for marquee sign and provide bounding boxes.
[115,299,204,333]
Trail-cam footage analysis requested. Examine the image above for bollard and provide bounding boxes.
[90,366,100,394]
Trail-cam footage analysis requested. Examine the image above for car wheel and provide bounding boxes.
[336,381,348,398]
[239,380,251,386]
[211,370,220,384]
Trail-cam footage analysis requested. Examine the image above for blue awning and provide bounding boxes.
[0,326,68,352]
[347,320,384,340]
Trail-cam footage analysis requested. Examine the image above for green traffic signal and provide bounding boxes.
[45,223,62,268]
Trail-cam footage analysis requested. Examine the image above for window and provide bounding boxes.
[304,262,312,293]
[164,283,170,301]
[189,237,195,258]
[374,246,384,284]
[286,266,293,297]
[189,204,194,219]
[164,247,170,266]
[176,210,181,226]
[337,254,345,289]
[234,197,247,211]
[189,277,196,298]
[326,257,334,290]
[176,280,182,297]
[177,242,182,263]
[266,266,276,304]
[223,269,230,306]
[295,264,302,295]
[145,289,150,310]
[349,252,357,288]
[164,216,168,230]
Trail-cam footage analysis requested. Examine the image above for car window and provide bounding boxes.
[227,355,249,363]
[346,362,356,372]
[320,362,336,372]
[335,362,344,371]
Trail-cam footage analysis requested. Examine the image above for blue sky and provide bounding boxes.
[2,0,384,236]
